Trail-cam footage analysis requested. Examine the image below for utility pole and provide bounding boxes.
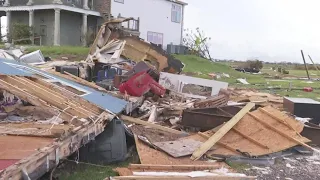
[300,50,310,80]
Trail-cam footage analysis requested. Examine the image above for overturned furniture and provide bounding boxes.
[86,18,184,74]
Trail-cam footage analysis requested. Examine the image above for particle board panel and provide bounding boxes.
[0,136,53,160]
[134,135,227,167]
[203,106,309,156]
[153,139,202,158]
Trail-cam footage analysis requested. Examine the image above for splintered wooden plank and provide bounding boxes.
[120,115,187,135]
[153,139,202,158]
[128,164,221,171]
[191,103,255,161]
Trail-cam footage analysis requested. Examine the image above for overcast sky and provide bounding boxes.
[183,0,320,63]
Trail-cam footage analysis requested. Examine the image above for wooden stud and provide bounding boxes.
[120,115,187,135]
[31,77,102,114]
[231,128,269,149]
[258,108,303,138]
[16,76,99,116]
[111,176,257,180]
[2,76,88,118]
[128,164,221,171]
[248,112,316,151]
[191,103,255,161]
[198,132,240,154]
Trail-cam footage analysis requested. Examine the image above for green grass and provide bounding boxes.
[175,55,265,84]
[174,55,320,100]
[58,163,117,180]
[26,46,89,59]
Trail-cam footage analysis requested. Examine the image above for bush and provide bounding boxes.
[244,59,263,70]
[9,23,32,44]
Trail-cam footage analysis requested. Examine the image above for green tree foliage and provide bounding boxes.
[9,23,32,44]
[245,59,263,70]
[183,28,212,60]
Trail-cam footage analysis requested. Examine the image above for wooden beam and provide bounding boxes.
[111,176,257,180]
[191,103,255,161]
[0,78,48,107]
[31,77,102,114]
[232,128,269,149]
[120,115,187,135]
[128,164,221,171]
[258,108,302,138]
[2,76,88,118]
[15,76,98,116]
[248,112,316,151]
[198,132,240,154]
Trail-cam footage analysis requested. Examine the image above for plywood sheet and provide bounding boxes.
[188,106,309,157]
[153,139,202,158]
[0,136,53,159]
[134,135,226,167]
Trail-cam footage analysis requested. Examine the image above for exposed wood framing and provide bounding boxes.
[248,112,316,151]
[191,103,255,160]
[0,113,112,179]
[198,132,240,155]
[120,115,187,135]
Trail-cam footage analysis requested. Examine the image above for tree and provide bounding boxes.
[245,59,263,70]
[9,23,32,44]
[183,28,212,60]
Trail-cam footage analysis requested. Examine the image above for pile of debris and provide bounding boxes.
[0,18,319,180]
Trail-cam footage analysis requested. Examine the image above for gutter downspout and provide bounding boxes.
[180,4,185,45]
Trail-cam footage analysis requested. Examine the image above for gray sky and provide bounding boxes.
[183,0,320,63]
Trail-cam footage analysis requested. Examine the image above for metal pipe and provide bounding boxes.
[301,50,310,80]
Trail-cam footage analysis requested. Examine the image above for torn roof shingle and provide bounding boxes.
[0,58,128,114]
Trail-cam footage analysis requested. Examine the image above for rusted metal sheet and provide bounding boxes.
[301,122,320,146]
[181,106,242,131]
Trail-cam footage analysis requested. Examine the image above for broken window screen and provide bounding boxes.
[171,4,182,23]
[114,0,124,3]
[147,32,163,45]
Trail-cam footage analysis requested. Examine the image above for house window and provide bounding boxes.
[147,32,163,46]
[171,4,182,23]
[114,0,124,3]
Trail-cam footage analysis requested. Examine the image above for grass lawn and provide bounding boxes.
[175,55,320,100]
[26,46,89,60]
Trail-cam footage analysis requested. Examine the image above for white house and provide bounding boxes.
[111,0,187,49]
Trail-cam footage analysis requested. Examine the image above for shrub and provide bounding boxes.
[9,23,32,44]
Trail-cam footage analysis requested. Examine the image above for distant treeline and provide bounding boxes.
[292,64,320,70]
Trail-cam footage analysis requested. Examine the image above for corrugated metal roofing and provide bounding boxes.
[0,58,127,114]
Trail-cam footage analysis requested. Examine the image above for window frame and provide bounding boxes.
[171,4,182,23]
[147,31,164,46]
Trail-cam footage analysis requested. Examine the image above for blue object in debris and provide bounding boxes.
[0,58,128,114]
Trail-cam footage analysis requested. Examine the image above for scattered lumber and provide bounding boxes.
[111,176,257,180]
[191,103,255,160]
[120,115,187,135]
[128,164,221,171]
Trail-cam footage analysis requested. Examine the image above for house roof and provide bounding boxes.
[167,0,188,5]
[176,0,188,5]
[0,59,127,114]
[0,4,100,16]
